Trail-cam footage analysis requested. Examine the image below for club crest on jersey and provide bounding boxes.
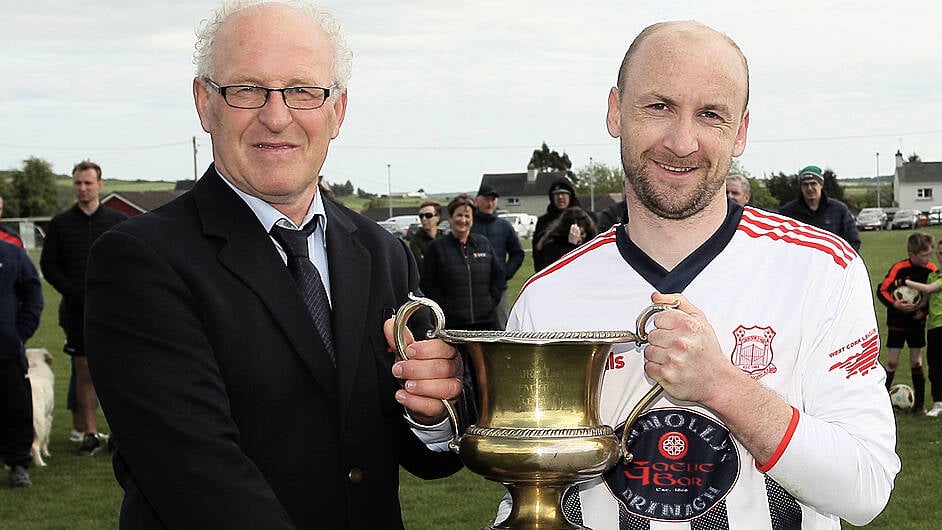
[605,408,739,522]
[730,325,777,380]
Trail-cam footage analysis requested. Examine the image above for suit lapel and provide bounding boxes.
[194,168,338,401]
[323,200,370,415]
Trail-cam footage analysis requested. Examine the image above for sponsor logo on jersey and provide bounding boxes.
[730,325,777,379]
[829,328,881,379]
[605,408,739,522]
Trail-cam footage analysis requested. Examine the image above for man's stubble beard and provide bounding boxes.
[621,146,732,220]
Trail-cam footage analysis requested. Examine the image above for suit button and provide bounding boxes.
[347,468,364,484]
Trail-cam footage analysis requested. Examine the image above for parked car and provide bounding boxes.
[383,214,418,239]
[857,207,888,230]
[855,211,885,231]
[928,206,942,226]
[890,209,920,230]
[498,213,537,240]
[377,220,404,238]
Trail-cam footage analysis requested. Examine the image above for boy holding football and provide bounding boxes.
[905,237,942,416]
[877,232,936,413]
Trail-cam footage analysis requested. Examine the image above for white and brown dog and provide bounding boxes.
[26,348,54,467]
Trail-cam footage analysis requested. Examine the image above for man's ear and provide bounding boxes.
[193,77,213,134]
[733,108,749,157]
[606,87,622,139]
[329,91,348,139]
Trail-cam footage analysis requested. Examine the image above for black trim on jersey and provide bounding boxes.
[766,475,802,529]
[615,199,744,293]
[562,488,584,526]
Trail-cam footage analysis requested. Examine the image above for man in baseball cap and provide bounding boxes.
[477,184,500,198]
[472,182,523,329]
[778,164,860,251]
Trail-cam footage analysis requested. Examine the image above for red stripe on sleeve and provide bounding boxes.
[755,406,800,473]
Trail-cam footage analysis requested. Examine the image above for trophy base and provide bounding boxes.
[489,483,588,530]
[461,428,614,530]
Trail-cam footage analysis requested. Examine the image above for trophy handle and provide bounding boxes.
[619,300,681,465]
[393,293,462,453]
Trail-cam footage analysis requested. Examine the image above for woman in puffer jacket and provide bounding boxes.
[420,194,504,330]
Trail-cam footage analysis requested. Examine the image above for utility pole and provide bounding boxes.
[192,136,199,181]
[876,152,880,208]
[589,156,595,212]
[386,163,392,218]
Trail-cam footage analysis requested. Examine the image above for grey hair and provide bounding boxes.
[726,172,751,194]
[193,0,353,93]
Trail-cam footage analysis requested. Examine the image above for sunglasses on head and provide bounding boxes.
[418,212,437,219]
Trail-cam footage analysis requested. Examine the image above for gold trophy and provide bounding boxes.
[393,295,675,530]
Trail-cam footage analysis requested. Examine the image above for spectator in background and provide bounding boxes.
[409,200,443,269]
[777,165,860,251]
[533,178,582,270]
[471,184,523,329]
[423,194,504,330]
[0,239,43,488]
[596,196,627,233]
[39,160,127,456]
[0,194,24,248]
[877,232,936,414]
[904,238,942,417]
[534,207,598,271]
[726,173,751,206]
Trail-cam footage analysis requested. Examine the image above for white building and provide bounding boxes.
[894,151,942,212]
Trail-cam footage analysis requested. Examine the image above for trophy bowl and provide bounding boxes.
[394,295,673,530]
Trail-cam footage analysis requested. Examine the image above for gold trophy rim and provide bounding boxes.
[437,329,644,345]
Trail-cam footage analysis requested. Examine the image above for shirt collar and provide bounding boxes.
[215,166,327,234]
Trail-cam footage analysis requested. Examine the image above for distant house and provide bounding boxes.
[478,169,616,218]
[101,190,187,218]
[894,151,942,211]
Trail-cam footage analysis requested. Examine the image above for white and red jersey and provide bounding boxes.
[503,205,900,530]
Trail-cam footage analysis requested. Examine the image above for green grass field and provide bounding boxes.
[2,229,941,528]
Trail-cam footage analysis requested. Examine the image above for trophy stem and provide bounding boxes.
[491,483,587,530]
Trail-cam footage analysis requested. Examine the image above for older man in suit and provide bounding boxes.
[84,2,465,528]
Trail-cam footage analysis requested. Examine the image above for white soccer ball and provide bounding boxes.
[893,285,923,306]
[889,384,915,411]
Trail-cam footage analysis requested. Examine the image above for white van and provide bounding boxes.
[499,213,537,240]
[929,206,942,226]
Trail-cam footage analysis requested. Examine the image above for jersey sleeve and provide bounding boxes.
[764,257,900,525]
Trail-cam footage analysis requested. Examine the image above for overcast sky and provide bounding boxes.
[2,0,939,195]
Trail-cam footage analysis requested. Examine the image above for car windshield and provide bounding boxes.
[859,213,880,220]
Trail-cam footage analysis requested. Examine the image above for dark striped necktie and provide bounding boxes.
[270,217,336,366]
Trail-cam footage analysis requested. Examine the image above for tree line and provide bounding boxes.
[526,141,895,213]
[0,157,59,218]
[3,148,905,218]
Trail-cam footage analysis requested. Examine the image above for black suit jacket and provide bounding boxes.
[86,167,462,529]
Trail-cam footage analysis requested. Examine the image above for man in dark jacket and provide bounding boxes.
[471,184,524,329]
[533,177,582,272]
[0,240,43,487]
[777,165,861,251]
[39,160,127,455]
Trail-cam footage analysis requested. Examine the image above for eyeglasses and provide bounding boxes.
[204,78,335,110]
[418,212,438,219]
